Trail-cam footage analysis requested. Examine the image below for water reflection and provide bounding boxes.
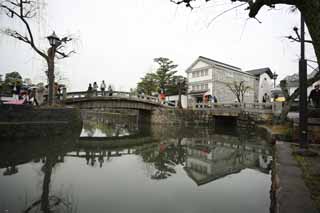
[0,114,272,213]
[80,110,139,137]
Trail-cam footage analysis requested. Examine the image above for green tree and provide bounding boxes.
[4,72,22,85]
[153,57,178,93]
[165,75,188,96]
[137,73,158,95]
[1,71,23,95]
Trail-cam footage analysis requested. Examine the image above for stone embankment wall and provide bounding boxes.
[0,105,82,138]
[151,108,215,126]
[151,108,273,127]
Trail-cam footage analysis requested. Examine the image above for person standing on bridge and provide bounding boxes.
[100,80,106,96]
[87,83,93,97]
[108,85,113,96]
[93,82,98,96]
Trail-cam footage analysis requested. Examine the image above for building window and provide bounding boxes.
[192,72,195,78]
[205,84,208,89]
[205,69,208,76]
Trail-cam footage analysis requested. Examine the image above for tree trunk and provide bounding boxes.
[177,83,182,108]
[297,1,320,68]
[47,48,55,105]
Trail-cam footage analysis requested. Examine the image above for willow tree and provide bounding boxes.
[0,0,74,105]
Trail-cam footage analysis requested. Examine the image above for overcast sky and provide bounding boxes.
[0,0,316,91]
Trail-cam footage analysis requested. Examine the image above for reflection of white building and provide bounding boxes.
[184,142,271,186]
[185,56,274,106]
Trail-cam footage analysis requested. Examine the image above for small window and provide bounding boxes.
[205,69,208,76]
[192,72,195,78]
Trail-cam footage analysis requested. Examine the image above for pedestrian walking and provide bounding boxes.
[262,93,270,103]
[309,84,320,108]
[100,80,106,96]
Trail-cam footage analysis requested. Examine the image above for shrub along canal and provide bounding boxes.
[0,110,273,213]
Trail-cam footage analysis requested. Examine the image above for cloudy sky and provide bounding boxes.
[0,0,316,91]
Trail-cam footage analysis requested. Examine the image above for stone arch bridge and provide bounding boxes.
[64,91,162,111]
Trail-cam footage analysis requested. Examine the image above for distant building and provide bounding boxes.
[185,56,274,106]
[246,68,273,102]
[282,67,319,97]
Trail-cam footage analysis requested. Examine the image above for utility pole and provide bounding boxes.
[299,14,308,148]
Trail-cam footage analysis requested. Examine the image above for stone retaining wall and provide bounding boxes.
[151,108,215,126]
[0,105,82,138]
[151,108,273,126]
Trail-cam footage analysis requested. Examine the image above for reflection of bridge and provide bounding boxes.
[64,91,163,111]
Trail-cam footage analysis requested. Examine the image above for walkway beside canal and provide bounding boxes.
[275,142,318,213]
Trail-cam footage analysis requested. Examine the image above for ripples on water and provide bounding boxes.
[0,111,272,213]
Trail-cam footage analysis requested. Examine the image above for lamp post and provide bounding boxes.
[298,14,308,148]
[46,31,60,105]
[273,72,278,88]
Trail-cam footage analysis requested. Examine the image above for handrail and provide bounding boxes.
[65,90,160,104]
[193,102,274,112]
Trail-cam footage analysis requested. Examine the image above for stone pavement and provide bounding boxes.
[275,142,318,213]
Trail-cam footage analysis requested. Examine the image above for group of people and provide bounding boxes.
[87,81,113,96]
[11,83,38,105]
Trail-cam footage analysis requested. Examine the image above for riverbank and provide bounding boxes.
[0,104,82,138]
[261,124,319,213]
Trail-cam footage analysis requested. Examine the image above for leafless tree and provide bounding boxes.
[171,0,320,69]
[225,80,251,103]
[0,0,75,105]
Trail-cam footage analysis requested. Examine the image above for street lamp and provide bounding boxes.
[46,31,61,105]
[273,72,278,88]
[47,31,60,47]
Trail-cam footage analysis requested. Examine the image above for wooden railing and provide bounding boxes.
[65,91,159,103]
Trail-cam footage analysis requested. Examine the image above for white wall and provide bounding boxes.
[166,95,188,108]
[258,73,273,102]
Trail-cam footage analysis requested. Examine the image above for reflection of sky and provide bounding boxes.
[80,128,131,137]
[0,154,271,213]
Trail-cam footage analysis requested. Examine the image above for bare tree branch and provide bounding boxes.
[0,0,48,60]
[55,50,75,59]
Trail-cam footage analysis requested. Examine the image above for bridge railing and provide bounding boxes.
[65,91,160,103]
[192,102,276,113]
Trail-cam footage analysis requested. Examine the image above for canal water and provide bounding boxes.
[0,111,272,213]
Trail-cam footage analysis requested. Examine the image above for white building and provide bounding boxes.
[246,68,274,102]
[185,56,274,106]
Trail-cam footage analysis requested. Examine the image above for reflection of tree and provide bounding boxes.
[23,142,77,213]
[136,138,187,180]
